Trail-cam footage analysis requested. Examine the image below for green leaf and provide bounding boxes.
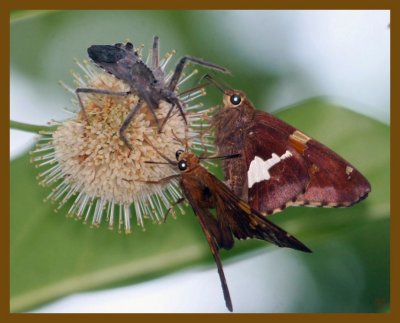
[10,10,57,23]
[10,100,389,312]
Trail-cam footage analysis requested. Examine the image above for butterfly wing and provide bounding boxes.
[180,166,311,311]
[215,108,311,214]
[180,175,234,311]
[243,110,371,214]
[291,137,371,207]
[205,172,311,253]
[243,114,310,214]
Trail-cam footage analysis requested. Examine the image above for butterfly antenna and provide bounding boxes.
[178,82,210,98]
[200,74,230,93]
[170,129,190,153]
[143,134,176,165]
[199,153,241,161]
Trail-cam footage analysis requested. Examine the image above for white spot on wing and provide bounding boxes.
[346,165,354,179]
[248,150,293,188]
[346,165,353,175]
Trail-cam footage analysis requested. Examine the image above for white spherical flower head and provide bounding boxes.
[31,41,214,233]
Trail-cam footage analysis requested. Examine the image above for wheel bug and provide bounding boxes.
[75,36,230,149]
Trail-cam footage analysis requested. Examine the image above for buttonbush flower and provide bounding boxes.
[31,43,214,233]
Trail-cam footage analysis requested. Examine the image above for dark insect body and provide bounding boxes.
[208,78,371,215]
[76,36,229,149]
[145,148,311,312]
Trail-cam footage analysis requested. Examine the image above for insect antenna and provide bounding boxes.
[200,74,231,93]
[144,160,171,165]
[199,153,241,161]
[143,134,177,165]
[169,129,191,153]
[177,82,210,98]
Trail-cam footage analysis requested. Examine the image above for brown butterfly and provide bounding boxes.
[205,75,371,215]
[144,144,311,312]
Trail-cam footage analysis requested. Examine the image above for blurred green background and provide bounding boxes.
[10,10,389,313]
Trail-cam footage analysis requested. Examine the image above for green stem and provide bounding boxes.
[10,120,56,134]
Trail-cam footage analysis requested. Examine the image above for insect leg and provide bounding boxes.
[159,81,211,134]
[158,98,187,134]
[161,197,185,223]
[75,88,131,122]
[135,176,184,222]
[119,100,143,150]
[135,174,181,185]
[168,56,230,92]
[140,92,162,131]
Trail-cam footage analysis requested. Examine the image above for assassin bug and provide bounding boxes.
[75,36,229,149]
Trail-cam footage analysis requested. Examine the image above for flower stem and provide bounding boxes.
[10,120,56,133]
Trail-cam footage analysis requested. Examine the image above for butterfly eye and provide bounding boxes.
[230,94,242,106]
[175,150,184,160]
[178,160,188,171]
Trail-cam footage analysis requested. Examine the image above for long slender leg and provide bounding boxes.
[152,36,160,69]
[159,82,211,133]
[168,56,230,92]
[140,91,161,130]
[75,87,131,121]
[137,178,184,223]
[119,100,143,150]
[136,174,181,185]
[158,103,176,133]
[162,197,185,223]
[158,99,187,134]
[137,175,185,223]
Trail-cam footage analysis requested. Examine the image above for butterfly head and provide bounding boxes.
[175,150,199,173]
[223,89,247,109]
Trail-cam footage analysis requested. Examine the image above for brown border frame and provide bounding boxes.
[3,1,397,322]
